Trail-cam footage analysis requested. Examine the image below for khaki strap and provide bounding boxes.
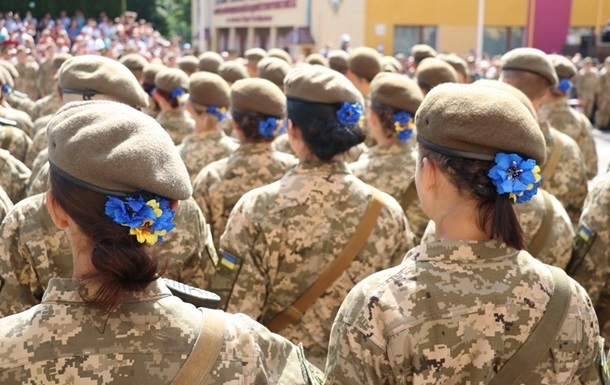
[170,309,227,385]
[488,265,571,385]
[526,190,553,257]
[541,133,563,180]
[1,126,13,150]
[265,187,385,333]
[576,113,588,149]
[399,180,418,212]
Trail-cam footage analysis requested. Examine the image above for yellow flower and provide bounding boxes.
[130,225,167,246]
[509,193,517,203]
[532,165,542,182]
[146,199,163,218]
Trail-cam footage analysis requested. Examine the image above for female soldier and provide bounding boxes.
[153,67,194,145]
[0,101,322,385]
[324,83,602,384]
[218,66,414,368]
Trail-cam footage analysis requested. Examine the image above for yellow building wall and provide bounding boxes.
[311,0,366,49]
[571,0,610,30]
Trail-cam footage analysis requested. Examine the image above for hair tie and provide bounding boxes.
[104,194,176,246]
[258,117,285,137]
[205,105,228,121]
[336,102,363,125]
[557,78,572,94]
[392,111,414,142]
[487,153,542,203]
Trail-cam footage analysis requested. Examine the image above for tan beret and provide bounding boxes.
[348,47,381,81]
[142,63,166,86]
[416,57,458,90]
[411,44,437,61]
[219,61,249,84]
[189,72,231,108]
[0,60,18,79]
[328,50,349,73]
[59,55,149,108]
[231,78,285,118]
[198,51,224,73]
[305,53,329,67]
[154,68,189,93]
[438,54,468,79]
[548,54,577,79]
[473,79,537,119]
[285,65,363,105]
[268,48,293,64]
[501,48,558,86]
[178,55,199,74]
[370,73,423,114]
[604,56,610,65]
[257,57,290,88]
[48,101,191,199]
[119,53,148,71]
[52,53,72,70]
[245,48,267,62]
[381,56,403,73]
[416,83,545,164]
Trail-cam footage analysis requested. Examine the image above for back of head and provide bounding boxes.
[177,55,199,75]
[548,54,577,97]
[500,48,557,101]
[416,57,458,93]
[473,79,538,120]
[154,68,189,106]
[328,50,349,74]
[257,57,290,89]
[142,63,166,91]
[245,48,267,64]
[219,61,249,84]
[268,48,293,64]
[189,71,231,111]
[381,56,403,73]
[305,53,329,67]
[119,53,148,73]
[348,47,382,82]
[198,51,224,73]
[411,44,438,66]
[438,54,468,83]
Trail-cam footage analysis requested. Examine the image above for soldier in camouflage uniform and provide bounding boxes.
[325,83,602,385]
[575,57,598,120]
[0,185,12,222]
[193,78,296,250]
[178,72,238,181]
[0,102,322,384]
[0,119,32,163]
[0,67,34,138]
[24,116,52,168]
[501,48,588,224]
[36,44,56,98]
[30,53,72,121]
[597,58,610,130]
[217,66,413,369]
[14,46,39,101]
[349,73,429,242]
[154,68,195,145]
[415,57,459,95]
[119,53,149,83]
[141,63,165,118]
[0,148,30,203]
[539,54,598,179]
[1,60,36,118]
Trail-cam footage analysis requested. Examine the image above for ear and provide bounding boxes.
[287,119,299,140]
[46,190,69,230]
[169,200,179,211]
[418,157,438,194]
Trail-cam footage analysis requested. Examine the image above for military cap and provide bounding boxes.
[411,44,437,61]
[415,83,545,164]
[501,47,558,86]
[59,55,148,108]
[548,54,577,80]
[232,78,285,118]
[0,60,18,79]
[52,53,72,71]
[142,63,166,86]
[189,72,231,108]
[268,48,293,64]
[605,56,610,65]
[438,54,468,81]
[245,48,267,62]
[178,55,199,74]
[473,79,537,119]
[198,51,224,73]
[257,57,290,88]
[370,72,423,114]
[305,53,329,67]
[48,101,192,199]
[348,47,381,81]
[119,53,148,72]
[328,50,349,73]
[218,61,249,84]
[416,57,458,90]
[285,65,363,105]
[582,57,593,65]
[381,56,403,73]
[154,68,189,93]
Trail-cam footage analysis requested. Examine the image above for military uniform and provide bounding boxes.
[24,121,51,168]
[0,185,11,222]
[596,68,610,129]
[15,61,39,101]
[0,125,32,163]
[36,56,55,98]
[6,91,35,117]
[193,142,297,249]
[273,133,368,163]
[324,239,602,385]
[575,66,598,119]
[178,130,238,181]
[0,105,34,138]
[31,93,62,121]
[219,161,413,368]
[156,110,195,145]
[0,149,30,203]
[0,278,322,385]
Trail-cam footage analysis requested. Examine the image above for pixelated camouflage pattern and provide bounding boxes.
[273,133,368,163]
[349,142,429,243]
[0,125,32,163]
[6,92,35,118]
[24,122,50,168]
[15,62,39,101]
[0,106,34,138]
[36,57,55,98]
[177,130,239,181]
[575,68,598,118]
[26,160,49,197]
[193,142,297,250]
[31,93,61,122]
[0,185,12,222]
[539,97,598,179]
[597,70,610,128]
[324,239,602,385]
[0,278,322,385]
[156,110,195,145]
[220,161,414,368]
[29,149,49,183]
[0,149,30,203]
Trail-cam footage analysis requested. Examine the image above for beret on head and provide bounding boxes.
[189,71,231,108]
[370,72,423,114]
[415,83,545,164]
[473,79,537,119]
[438,54,468,79]
[52,53,72,71]
[219,61,249,84]
[501,47,558,86]
[47,101,192,200]
[0,60,18,79]
[381,56,404,73]
[245,48,267,62]
[348,47,381,81]
[257,57,290,88]
[548,54,577,79]
[231,78,285,117]
[119,53,148,71]
[328,50,349,72]
[198,51,224,73]
[268,48,293,64]
[59,55,149,108]
[411,44,438,61]
[154,68,189,93]
[285,65,363,105]
[178,55,200,74]
[305,53,329,67]
[142,63,166,85]
[416,57,458,89]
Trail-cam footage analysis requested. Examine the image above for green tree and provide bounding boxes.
[155,0,191,43]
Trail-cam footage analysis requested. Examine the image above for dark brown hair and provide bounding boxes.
[371,104,399,139]
[154,87,180,108]
[49,170,163,313]
[419,145,525,249]
[232,110,275,142]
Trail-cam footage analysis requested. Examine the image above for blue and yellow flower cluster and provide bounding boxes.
[104,195,176,246]
[393,111,414,142]
[258,117,285,137]
[205,105,228,122]
[557,78,572,95]
[488,153,542,203]
[336,102,363,126]
[170,87,188,105]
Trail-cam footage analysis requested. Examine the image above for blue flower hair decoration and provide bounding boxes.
[557,78,572,94]
[258,117,285,138]
[393,111,414,142]
[487,153,542,203]
[205,105,228,122]
[104,194,176,246]
[170,87,188,105]
[336,102,363,126]
[1,84,10,94]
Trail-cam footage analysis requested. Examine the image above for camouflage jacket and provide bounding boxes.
[36,58,55,98]
[0,125,32,163]
[0,149,30,203]
[25,124,49,169]
[31,93,61,122]
[575,69,598,100]
[324,239,602,385]
[0,185,12,222]
[218,161,414,368]
[0,278,322,385]
[349,142,429,242]
[273,133,369,163]
[156,110,195,145]
[0,106,34,138]
[6,92,35,118]
[597,71,610,101]
[177,129,239,181]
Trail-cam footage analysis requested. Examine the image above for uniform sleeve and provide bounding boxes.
[579,116,599,180]
[192,169,215,240]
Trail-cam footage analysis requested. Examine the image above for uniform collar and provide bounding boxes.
[292,160,351,175]
[405,238,519,263]
[187,129,226,142]
[368,142,412,157]
[235,141,274,156]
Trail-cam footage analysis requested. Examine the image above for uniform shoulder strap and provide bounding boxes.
[170,308,227,385]
[541,133,564,180]
[526,190,554,258]
[399,180,418,212]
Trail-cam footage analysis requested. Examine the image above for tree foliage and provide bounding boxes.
[127,0,191,43]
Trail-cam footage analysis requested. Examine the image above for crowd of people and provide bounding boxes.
[0,8,608,385]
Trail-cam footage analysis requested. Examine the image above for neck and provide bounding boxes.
[374,131,400,147]
[195,118,218,133]
[434,201,490,241]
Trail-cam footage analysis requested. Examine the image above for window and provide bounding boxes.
[566,27,594,45]
[483,27,524,56]
[393,25,437,56]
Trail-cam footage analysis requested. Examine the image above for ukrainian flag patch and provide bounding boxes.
[578,225,592,242]
[220,253,239,271]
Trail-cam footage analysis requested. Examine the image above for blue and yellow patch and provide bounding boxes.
[220,253,238,271]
